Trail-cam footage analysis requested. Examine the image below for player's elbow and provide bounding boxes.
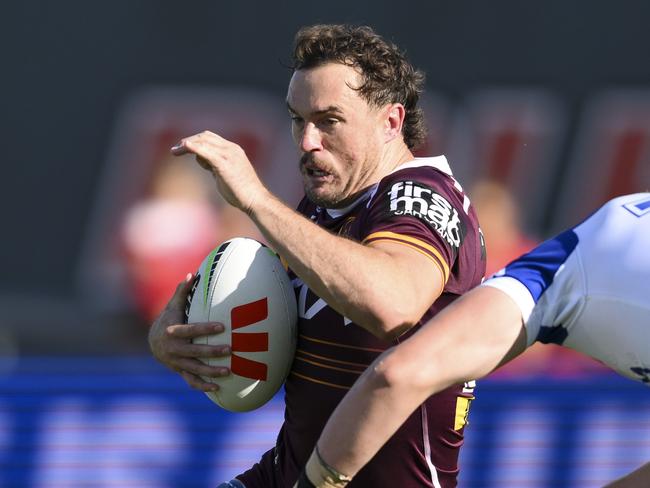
[365,300,423,342]
[371,320,412,342]
[370,348,435,394]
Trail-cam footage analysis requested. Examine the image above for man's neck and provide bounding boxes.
[324,141,415,211]
[377,141,415,178]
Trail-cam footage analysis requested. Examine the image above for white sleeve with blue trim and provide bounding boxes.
[481,193,650,384]
[482,228,580,347]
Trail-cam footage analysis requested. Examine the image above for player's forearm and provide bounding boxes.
[316,348,435,479]
[247,192,433,338]
[314,287,527,481]
[315,327,468,478]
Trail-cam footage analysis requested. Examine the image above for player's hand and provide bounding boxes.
[170,131,270,215]
[148,273,231,391]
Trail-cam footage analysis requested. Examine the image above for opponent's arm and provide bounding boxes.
[300,285,527,486]
[171,131,444,340]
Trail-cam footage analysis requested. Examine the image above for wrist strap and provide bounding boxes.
[303,447,352,488]
[295,469,317,488]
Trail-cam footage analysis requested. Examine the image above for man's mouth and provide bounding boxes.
[300,153,335,183]
[306,167,330,177]
[301,158,331,178]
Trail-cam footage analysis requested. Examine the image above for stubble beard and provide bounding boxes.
[304,185,341,208]
[300,153,371,209]
[300,153,342,208]
[304,182,371,209]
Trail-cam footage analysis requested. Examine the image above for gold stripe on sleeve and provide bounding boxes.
[363,231,450,283]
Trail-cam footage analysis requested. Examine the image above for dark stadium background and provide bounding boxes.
[1,1,650,487]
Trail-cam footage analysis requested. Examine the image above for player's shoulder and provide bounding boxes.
[573,192,650,242]
[372,156,465,205]
[586,192,650,223]
[607,192,650,211]
[380,156,455,186]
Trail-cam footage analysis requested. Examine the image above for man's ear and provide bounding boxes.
[384,103,406,143]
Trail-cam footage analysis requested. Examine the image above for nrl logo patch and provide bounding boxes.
[387,181,464,248]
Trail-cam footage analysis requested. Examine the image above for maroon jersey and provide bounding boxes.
[237,157,486,488]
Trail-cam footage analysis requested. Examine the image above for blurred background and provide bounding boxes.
[2,1,650,486]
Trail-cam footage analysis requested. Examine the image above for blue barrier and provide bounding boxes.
[1,357,649,487]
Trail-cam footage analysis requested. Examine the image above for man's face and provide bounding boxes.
[286,63,387,208]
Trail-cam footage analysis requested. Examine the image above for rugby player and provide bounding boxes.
[297,193,650,488]
[149,24,485,487]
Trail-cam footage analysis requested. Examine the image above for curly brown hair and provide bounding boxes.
[291,24,427,150]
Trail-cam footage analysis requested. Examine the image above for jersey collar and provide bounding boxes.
[391,155,453,177]
[324,189,375,219]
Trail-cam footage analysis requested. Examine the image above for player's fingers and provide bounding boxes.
[186,138,223,159]
[175,133,241,167]
[167,340,230,359]
[168,273,195,308]
[196,155,212,171]
[167,322,225,339]
[170,143,189,155]
[172,140,221,172]
[172,130,228,154]
[176,358,230,380]
[170,137,200,156]
[179,370,220,392]
[171,131,216,153]
[194,130,229,145]
[170,134,215,154]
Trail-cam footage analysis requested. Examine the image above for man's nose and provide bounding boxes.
[300,122,323,152]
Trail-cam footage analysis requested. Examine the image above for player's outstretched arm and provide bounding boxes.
[297,286,527,487]
[148,273,232,391]
[171,131,444,341]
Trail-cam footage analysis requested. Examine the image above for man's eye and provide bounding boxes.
[290,116,303,124]
[323,118,339,126]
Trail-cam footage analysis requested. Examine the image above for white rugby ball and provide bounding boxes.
[184,237,297,412]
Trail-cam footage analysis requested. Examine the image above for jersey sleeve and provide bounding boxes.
[360,168,468,286]
[481,228,580,346]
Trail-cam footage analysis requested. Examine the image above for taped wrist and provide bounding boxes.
[303,447,352,488]
[295,470,317,488]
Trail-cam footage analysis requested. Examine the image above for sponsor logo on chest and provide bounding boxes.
[388,181,462,248]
